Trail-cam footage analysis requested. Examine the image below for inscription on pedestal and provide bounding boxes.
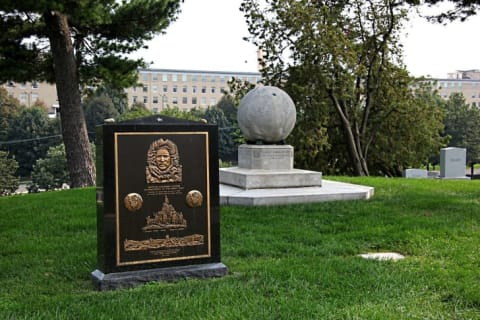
[253,148,292,159]
[239,145,294,170]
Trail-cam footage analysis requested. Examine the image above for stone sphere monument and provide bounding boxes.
[219,85,373,206]
[237,86,296,143]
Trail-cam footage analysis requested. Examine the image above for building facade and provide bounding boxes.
[128,68,262,112]
[1,68,262,115]
[433,70,480,107]
[2,80,59,117]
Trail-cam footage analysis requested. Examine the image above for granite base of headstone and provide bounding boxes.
[92,115,227,291]
[439,147,470,179]
[92,263,228,291]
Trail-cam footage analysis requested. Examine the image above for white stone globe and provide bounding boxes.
[237,86,296,143]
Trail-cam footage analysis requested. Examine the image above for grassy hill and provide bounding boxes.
[1,177,479,319]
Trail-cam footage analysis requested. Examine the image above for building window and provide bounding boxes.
[182,97,188,104]
[162,74,168,81]
[142,73,148,81]
[19,93,27,103]
[153,96,159,104]
[153,107,159,113]
[173,85,177,93]
[20,82,26,89]
[211,87,216,94]
[162,95,168,104]
[201,86,206,93]
[191,74,198,82]
[172,74,178,82]
[152,73,158,81]
[31,93,39,102]
[220,87,226,94]
[192,97,197,104]
[211,76,217,83]
[192,86,197,93]
[202,75,207,82]
[220,76,225,83]
[172,97,178,105]
[210,98,217,105]
[153,85,158,92]
[133,96,138,103]
[32,81,39,89]
[143,86,148,92]
[143,96,148,103]
[182,74,187,82]
[201,97,207,105]
[182,86,187,93]
[163,85,168,93]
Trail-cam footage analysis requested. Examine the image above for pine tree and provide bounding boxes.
[0,0,181,187]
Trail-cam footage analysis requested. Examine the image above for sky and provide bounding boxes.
[134,0,480,79]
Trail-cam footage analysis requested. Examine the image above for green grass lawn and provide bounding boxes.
[1,177,479,319]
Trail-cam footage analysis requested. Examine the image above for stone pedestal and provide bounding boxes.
[220,144,322,191]
[238,144,294,170]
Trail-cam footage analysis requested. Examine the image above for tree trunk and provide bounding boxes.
[45,10,95,187]
[329,90,369,176]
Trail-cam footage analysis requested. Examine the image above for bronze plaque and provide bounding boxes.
[114,132,211,266]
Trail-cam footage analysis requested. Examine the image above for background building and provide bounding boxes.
[7,69,480,112]
[2,81,59,117]
[1,68,262,115]
[128,68,262,112]
[433,70,480,107]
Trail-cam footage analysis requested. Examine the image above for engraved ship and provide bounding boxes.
[142,195,187,232]
[124,234,204,251]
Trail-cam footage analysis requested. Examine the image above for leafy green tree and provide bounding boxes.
[222,78,257,145]
[31,144,69,190]
[443,93,480,164]
[117,103,154,121]
[226,77,256,106]
[83,93,120,140]
[0,87,23,142]
[6,107,61,177]
[241,0,445,176]
[85,85,129,116]
[405,0,480,21]
[159,106,203,121]
[204,107,237,161]
[0,151,19,195]
[0,0,181,187]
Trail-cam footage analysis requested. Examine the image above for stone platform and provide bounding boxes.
[220,179,374,206]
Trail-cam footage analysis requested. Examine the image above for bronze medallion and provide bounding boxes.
[124,193,143,212]
[186,190,203,208]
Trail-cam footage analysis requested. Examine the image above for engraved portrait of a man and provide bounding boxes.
[145,138,182,183]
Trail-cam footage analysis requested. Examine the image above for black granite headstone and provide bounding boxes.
[92,116,227,290]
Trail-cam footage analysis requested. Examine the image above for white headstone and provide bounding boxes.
[404,169,428,179]
[440,147,468,179]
